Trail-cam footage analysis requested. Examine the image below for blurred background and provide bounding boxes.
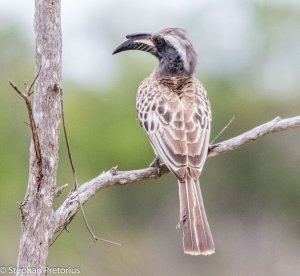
[0,0,300,275]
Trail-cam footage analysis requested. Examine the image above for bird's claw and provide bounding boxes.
[149,156,162,177]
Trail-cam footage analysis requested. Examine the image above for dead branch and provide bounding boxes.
[9,72,42,163]
[208,116,300,157]
[54,115,300,233]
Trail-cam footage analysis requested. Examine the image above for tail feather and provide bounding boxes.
[178,176,215,255]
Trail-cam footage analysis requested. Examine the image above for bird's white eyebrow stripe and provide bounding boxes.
[163,35,189,72]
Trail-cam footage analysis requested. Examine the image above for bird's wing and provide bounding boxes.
[183,79,211,177]
[137,78,211,179]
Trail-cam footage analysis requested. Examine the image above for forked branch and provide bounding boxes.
[54,115,300,233]
[9,69,42,162]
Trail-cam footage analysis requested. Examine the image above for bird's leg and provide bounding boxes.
[149,156,162,177]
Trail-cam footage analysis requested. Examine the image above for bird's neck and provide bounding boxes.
[153,56,193,78]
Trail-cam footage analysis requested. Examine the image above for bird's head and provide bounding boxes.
[113,28,197,77]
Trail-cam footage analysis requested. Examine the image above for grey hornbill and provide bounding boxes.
[113,28,214,256]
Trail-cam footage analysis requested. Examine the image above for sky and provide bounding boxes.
[0,0,299,94]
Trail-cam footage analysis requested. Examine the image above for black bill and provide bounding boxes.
[112,32,155,55]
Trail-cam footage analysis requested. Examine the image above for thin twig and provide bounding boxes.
[54,183,69,198]
[50,227,66,247]
[60,97,121,246]
[210,116,235,144]
[28,66,41,95]
[9,71,42,162]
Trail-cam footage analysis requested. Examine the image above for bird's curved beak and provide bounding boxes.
[112,33,155,55]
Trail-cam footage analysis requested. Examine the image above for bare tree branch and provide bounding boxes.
[208,116,300,157]
[9,78,42,162]
[54,115,300,233]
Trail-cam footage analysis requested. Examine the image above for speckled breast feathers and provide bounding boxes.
[137,76,211,180]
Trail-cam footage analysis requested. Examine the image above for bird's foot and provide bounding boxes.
[149,156,162,177]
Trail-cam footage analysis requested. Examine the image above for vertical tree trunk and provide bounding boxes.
[17,0,62,274]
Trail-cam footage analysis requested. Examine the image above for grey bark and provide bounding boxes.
[16,0,62,274]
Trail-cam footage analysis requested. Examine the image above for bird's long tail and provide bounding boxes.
[178,175,215,255]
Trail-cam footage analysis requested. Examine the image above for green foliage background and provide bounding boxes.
[0,1,300,275]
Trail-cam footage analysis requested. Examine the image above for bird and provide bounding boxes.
[113,28,215,256]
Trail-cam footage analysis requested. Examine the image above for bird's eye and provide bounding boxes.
[155,37,166,49]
